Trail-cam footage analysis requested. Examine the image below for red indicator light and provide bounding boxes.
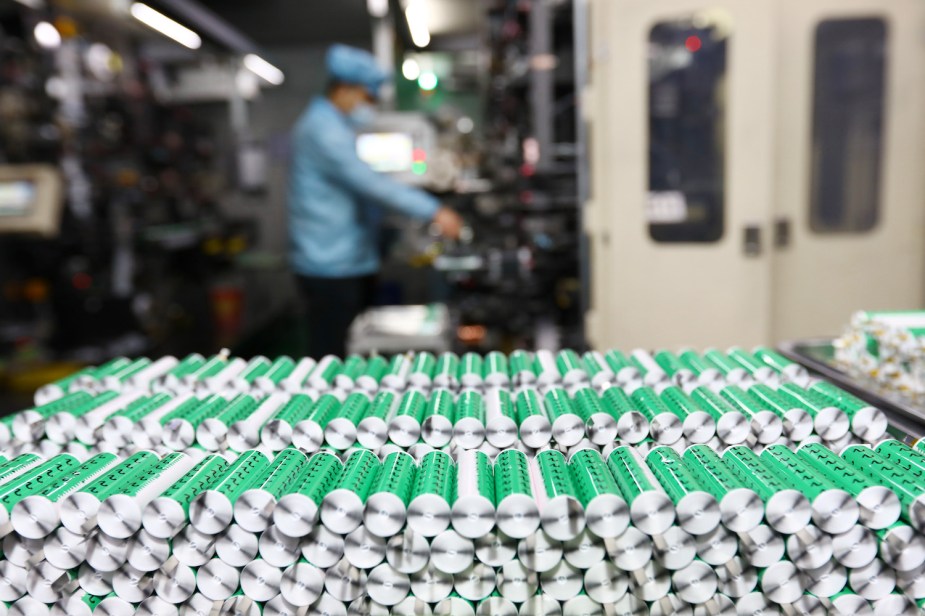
[72,272,92,290]
[685,36,702,52]
[412,148,427,162]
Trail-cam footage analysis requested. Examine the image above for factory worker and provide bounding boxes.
[289,44,463,358]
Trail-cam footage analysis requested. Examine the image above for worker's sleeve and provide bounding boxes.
[311,124,440,221]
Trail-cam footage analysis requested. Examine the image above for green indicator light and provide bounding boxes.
[412,162,427,175]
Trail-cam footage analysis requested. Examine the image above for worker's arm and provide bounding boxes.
[312,124,440,220]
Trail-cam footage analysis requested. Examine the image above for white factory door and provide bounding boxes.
[771,0,925,340]
[585,0,777,349]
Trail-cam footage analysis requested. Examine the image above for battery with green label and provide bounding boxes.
[11,451,119,539]
[382,353,412,390]
[744,383,813,441]
[320,448,381,534]
[841,444,925,532]
[292,393,341,452]
[182,355,227,390]
[97,451,200,538]
[308,355,345,391]
[600,386,648,443]
[494,449,539,539]
[645,446,720,535]
[515,388,552,448]
[753,346,808,382]
[458,352,484,388]
[602,349,639,384]
[232,447,308,533]
[232,356,272,392]
[485,388,517,448]
[544,387,587,447]
[433,352,460,389]
[322,392,369,451]
[606,445,674,535]
[532,350,560,386]
[653,350,695,385]
[509,350,536,385]
[0,453,81,527]
[677,349,722,384]
[571,387,616,446]
[719,385,783,444]
[188,449,270,535]
[532,449,585,540]
[14,390,96,442]
[702,349,751,384]
[142,453,229,539]
[482,351,510,387]
[556,349,588,385]
[567,448,628,538]
[407,450,455,537]
[259,393,314,451]
[334,355,366,390]
[254,356,296,393]
[726,347,777,382]
[686,386,749,445]
[630,350,669,387]
[364,450,417,537]
[196,393,260,451]
[451,449,495,539]
[629,386,682,444]
[158,353,205,392]
[796,441,900,529]
[421,389,455,447]
[581,351,615,388]
[60,449,160,534]
[658,385,715,444]
[44,390,120,444]
[277,357,316,394]
[760,444,859,534]
[408,352,436,388]
[722,445,812,534]
[809,381,889,442]
[356,355,387,392]
[357,390,396,450]
[273,450,343,538]
[453,390,486,450]
[33,365,97,406]
[101,393,172,447]
[681,444,763,532]
[389,390,427,448]
[774,382,850,441]
[161,395,226,451]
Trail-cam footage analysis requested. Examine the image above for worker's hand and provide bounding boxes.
[432,206,464,240]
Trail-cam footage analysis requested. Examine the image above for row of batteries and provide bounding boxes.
[0,348,921,616]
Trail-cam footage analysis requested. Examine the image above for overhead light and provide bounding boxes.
[402,58,421,81]
[130,2,201,50]
[244,53,284,86]
[404,0,430,48]
[367,0,388,18]
[418,71,438,91]
[33,21,61,49]
[13,0,44,8]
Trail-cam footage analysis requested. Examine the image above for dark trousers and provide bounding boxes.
[297,274,376,359]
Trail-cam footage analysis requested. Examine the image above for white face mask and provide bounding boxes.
[349,102,377,128]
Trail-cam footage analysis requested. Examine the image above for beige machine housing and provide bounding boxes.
[584,0,925,349]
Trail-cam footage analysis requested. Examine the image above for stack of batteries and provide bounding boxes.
[835,310,925,401]
[0,347,919,616]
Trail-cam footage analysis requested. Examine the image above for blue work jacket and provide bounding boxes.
[288,97,440,277]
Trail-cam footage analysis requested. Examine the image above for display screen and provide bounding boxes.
[357,132,415,173]
[0,181,35,216]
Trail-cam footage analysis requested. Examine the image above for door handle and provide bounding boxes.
[774,218,791,249]
[743,225,762,257]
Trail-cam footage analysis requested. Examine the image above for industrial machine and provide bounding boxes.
[584,0,925,349]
